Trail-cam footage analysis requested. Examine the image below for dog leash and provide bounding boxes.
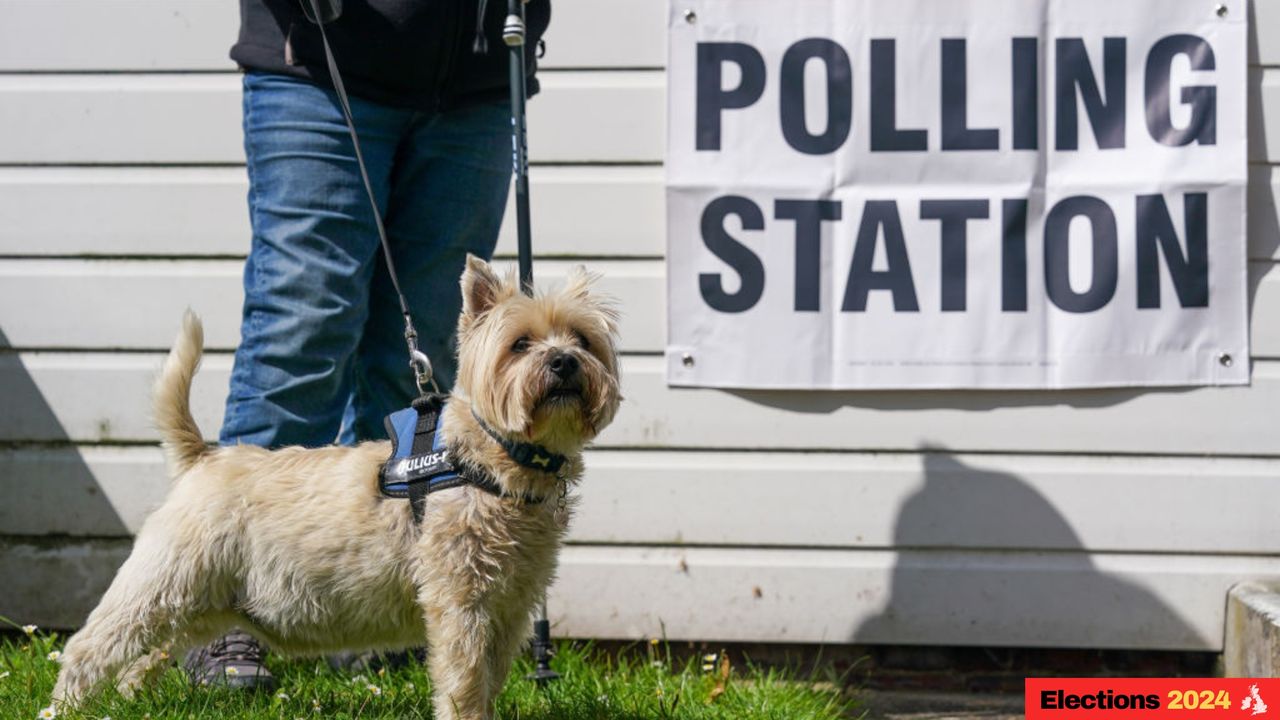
[306,0,437,396]
[305,0,538,400]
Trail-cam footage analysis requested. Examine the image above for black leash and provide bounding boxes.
[304,0,537,388]
[306,0,437,396]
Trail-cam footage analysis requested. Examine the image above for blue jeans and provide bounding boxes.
[220,72,512,448]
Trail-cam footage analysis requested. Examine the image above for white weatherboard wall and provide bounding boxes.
[0,0,1278,651]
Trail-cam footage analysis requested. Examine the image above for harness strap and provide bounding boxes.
[382,401,549,525]
[405,402,444,523]
[408,464,549,525]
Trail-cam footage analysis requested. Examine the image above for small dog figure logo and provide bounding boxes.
[1242,684,1269,716]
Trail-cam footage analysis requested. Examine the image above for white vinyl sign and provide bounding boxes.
[665,0,1248,389]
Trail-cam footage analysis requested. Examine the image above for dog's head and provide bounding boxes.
[454,254,621,452]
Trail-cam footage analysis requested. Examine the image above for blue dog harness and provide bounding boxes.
[378,395,567,523]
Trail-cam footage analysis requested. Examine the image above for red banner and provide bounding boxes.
[1025,679,1280,719]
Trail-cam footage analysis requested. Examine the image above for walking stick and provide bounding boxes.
[504,0,535,297]
[502,0,560,688]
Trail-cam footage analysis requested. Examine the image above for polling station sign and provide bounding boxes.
[665,0,1248,389]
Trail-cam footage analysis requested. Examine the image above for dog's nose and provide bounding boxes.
[549,352,580,379]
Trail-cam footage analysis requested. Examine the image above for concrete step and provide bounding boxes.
[1226,581,1280,677]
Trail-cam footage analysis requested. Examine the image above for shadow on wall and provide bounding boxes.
[850,449,1201,650]
[1249,0,1272,174]
[0,327,135,629]
[1250,164,1280,260]
[730,383,1185,414]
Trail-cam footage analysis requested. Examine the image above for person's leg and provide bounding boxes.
[220,71,412,449]
[193,71,412,689]
[342,99,513,442]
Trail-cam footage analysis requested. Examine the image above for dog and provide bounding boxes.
[51,255,621,720]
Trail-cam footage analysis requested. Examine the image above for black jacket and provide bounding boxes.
[231,0,550,110]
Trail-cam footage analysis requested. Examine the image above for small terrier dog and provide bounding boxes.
[52,255,621,720]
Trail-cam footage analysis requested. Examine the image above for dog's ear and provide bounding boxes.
[564,264,621,337]
[563,264,597,300]
[461,254,507,318]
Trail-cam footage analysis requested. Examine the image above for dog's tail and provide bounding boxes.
[153,310,209,476]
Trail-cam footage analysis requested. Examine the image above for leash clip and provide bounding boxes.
[410,349,439,396]
[404,322,440,397]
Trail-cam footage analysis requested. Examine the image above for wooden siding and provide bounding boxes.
[0,0,1277,651]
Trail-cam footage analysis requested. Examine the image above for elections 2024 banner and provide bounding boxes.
[665,0,1248,389]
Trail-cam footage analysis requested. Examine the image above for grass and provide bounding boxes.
[0,628,857,720]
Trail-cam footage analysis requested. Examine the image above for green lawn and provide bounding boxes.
[0,627,856,720]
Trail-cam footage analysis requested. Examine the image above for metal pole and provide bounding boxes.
[503,0,558,687]
[504,0,534,297]
[527,600,559,686]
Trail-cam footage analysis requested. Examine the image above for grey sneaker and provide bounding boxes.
[326,648,426,674]
[184,630,277,691]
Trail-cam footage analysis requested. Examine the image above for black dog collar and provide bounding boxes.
[470,409,567,475]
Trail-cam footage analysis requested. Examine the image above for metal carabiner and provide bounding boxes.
[403,317,440,397]
[410,349,440,396]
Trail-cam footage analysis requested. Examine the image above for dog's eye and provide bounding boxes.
[574,330,591,350]
[511,336,530,353]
